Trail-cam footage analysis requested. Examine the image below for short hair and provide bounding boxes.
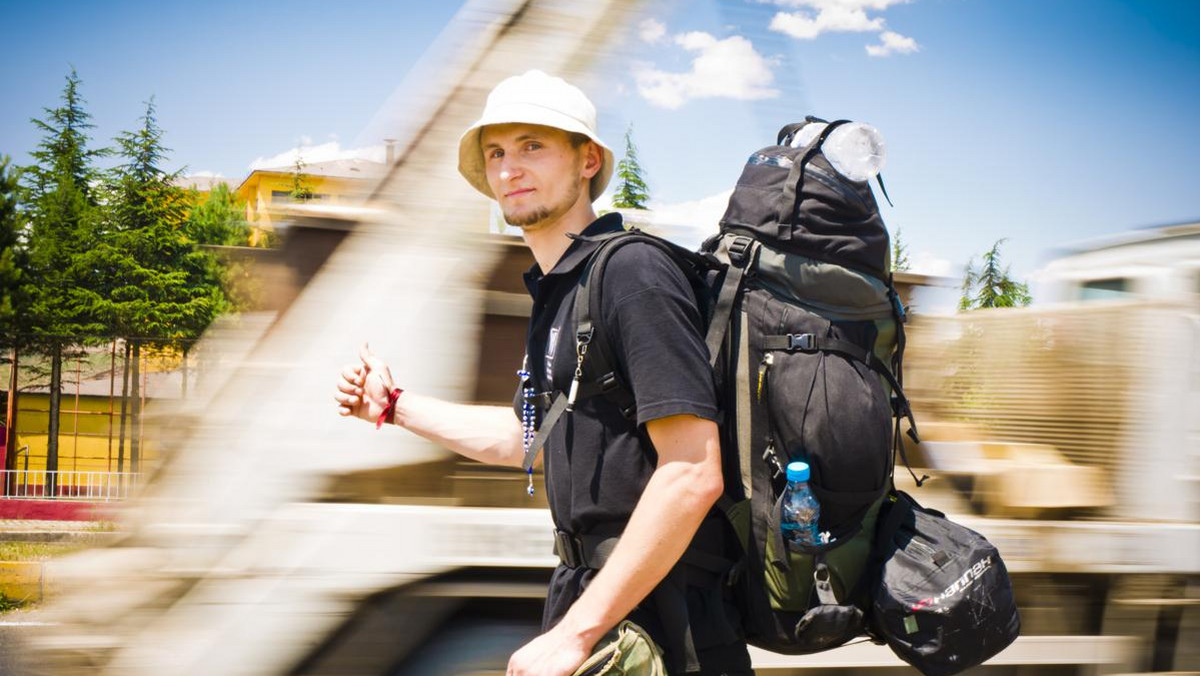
[567,132,590,149]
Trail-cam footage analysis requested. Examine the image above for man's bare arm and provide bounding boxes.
[505,413,723,674]
[393,393,526,468]
[334,344,526,468]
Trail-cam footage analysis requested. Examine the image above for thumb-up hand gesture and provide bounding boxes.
[335,343,398,424]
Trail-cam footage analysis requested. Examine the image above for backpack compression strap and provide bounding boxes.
[704,235,758,368]
[762,332,918,432]
[759,331,926,486]
[775,119,851,241]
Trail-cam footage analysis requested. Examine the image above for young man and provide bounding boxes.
[335,70,751,676]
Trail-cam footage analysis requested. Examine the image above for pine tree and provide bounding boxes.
[958,239,1032,311]
[612,124,650,210]
[100,99,231,473]
[22,70,110,491]
[0,156,28,345]
[891,227,911,273]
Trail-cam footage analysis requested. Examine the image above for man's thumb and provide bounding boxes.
[360,341,387,374]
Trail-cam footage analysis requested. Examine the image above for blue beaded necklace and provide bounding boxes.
[518,355,536,497]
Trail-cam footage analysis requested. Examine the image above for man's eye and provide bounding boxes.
[524,142,541,152]
[488,149,504,160]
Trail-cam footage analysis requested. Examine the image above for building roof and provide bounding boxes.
[172,175,230,193]
[11,367,190,401]
[236,159,387,192]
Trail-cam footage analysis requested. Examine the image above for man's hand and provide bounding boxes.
[334,342,396,422]
[507,624,593,676]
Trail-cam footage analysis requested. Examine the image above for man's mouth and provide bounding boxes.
[505,187,534,198]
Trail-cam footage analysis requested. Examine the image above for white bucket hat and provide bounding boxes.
[458,70,614,201]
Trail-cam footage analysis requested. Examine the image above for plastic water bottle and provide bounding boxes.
[781,461,822,548]
[788,121,887,183]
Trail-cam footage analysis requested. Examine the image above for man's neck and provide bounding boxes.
[522,201,598,274]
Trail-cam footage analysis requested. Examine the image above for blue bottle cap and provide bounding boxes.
[786,461,810,482]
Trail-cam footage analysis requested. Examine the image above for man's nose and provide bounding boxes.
[498,157,523,182]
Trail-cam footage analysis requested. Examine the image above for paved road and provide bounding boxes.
[0,620,37,675]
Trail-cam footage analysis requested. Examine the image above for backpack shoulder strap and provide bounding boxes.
[521,229,703,472]
[574,230,709,416]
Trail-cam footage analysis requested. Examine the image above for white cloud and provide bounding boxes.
[908,250,953,277]
[766,0,909,10]
[866,30,920,56]
[596,189,732,249]
[189,170,224,178]
[764,0,919,54]
[248,141,385,170]
[634,32,779,109]
[638,18,666,44]
[770,7,883,39]
[651,188,732,229]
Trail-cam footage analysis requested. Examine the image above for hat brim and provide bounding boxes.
[458,102,614,202]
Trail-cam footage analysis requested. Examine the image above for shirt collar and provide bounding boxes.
[523,212,625,294]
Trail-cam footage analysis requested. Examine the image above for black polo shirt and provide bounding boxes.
[517,213,751,675]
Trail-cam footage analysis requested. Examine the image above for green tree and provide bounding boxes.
[0,156,28,344]
[289,155,315,201]
[185,182,248,246]
[185,182,260,310]
[891,227,911,273]
[21,70,110,491]
[958,239,1032,311]
[611,124,650,210]
[97,99,231,473]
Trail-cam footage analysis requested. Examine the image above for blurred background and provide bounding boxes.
[0,0,1197,673]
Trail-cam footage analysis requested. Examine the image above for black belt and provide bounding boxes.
[552,529,732,575]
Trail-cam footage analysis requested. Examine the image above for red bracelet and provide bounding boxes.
[376,388,403,430]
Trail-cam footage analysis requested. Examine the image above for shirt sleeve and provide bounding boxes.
[598,242,718,426]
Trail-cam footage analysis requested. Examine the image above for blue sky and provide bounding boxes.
[2,0,1198,290]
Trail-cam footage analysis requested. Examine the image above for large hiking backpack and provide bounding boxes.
[700,117,920,653]
[521,117,921,655]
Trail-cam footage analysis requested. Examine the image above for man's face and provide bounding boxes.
[480,123,596,231]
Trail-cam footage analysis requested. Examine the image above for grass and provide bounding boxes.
[0,540,92,615]
[0,593,30,612]
[0,541,86,561]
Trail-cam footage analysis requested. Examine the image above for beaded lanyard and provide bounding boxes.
[518,355,536,497]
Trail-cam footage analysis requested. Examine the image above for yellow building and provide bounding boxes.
[3,350,188,478]
[234,159,386,244]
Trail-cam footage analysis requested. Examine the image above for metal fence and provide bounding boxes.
[0,470,140,501]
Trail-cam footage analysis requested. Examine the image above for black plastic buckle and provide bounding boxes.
[762,446,785,479]
[727,236,754,267]
[598,372,620,393]
[553,530,582,568]
[523,391,552,411]
[789,333,816,351]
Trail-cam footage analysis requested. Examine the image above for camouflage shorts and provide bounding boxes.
[571,620,666,676]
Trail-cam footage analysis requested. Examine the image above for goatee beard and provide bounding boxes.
[505,206,554,229]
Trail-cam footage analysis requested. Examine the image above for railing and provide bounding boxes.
[0,470,140,501]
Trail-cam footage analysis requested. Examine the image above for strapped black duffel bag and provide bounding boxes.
[868,490,1021,676]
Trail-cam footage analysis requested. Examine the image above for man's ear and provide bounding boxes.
[580,141,602,181]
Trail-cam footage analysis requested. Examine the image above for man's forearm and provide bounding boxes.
[554,418,723,647]
[393,392,525,468]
